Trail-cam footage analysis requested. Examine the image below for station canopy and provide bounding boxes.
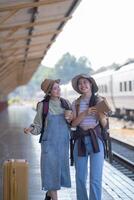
[0,0,81,97]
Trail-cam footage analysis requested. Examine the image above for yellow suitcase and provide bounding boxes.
[3,159,28,200]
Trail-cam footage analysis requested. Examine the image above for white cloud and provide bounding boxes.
[42,0,134,70]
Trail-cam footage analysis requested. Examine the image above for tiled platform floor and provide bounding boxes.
[109,118,134,147]
[0,105,133,200]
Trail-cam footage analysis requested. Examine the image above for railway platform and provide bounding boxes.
[0,104,134,200]
[109,118,134,147]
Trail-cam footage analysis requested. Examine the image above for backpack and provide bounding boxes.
[38,95,71,143]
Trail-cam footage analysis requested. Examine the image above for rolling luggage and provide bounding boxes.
[3,159,28,200]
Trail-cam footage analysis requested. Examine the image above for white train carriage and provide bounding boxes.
[112,63,134,118]
[61,63,134,120]
[93,63,134,119]
[93,70,115,111]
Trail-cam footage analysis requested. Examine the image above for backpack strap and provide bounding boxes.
[39,96,50,143]
[60,97,71,110]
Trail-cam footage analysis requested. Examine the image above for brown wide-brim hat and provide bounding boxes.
[71,74,98,94]
[41,78,60,94]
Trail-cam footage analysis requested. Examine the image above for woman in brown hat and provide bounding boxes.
[24,78,72,200]
[71,74,110,200]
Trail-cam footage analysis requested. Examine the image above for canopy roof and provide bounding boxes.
[0,0,81,98]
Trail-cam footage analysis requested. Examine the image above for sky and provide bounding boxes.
[42,0,134,70]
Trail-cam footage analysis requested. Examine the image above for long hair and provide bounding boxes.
[43,94,51,102]
[89,87,98,107]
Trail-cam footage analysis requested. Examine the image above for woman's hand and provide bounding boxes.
[24,127,33,134]
[64,110,73,123]
[98,112,108,128]
[86,106,97,116]
[72,107,98,127]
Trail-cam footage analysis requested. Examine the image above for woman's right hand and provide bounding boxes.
[86,107,97,116]
[24,127,33,134]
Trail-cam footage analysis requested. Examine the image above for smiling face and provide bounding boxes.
[50,82,61,98]
[77,78,92,95]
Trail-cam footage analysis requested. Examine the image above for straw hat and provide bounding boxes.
[71,74,98,94]
[41,79,60,94]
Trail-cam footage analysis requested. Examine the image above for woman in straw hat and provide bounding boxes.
[24,79,72,200]
[71,74,110,200]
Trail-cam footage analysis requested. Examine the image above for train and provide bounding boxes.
[61,63,134,120]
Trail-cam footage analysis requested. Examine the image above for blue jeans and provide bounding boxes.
[73,136,104,200]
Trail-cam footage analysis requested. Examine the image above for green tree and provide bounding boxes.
[9,53,94,98]
[54,53,94,84]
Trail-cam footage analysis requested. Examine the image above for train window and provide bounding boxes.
[101,85,104,93]
[120,82,122,92]
[128,81,132,91]
[98,85,101,93]
[99,86,101,92]
[105,85,107,93]
[124,81,127,91]
[101,85,103,93]
[98,84,108,93]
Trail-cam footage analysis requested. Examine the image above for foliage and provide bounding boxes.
[54,53,94,84]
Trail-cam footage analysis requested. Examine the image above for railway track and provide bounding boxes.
[111,151,134,181]
[108,138,134,181]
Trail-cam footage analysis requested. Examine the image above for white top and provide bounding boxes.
[72,97,99,128]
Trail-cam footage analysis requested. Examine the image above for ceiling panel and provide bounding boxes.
[0,0,81,98]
